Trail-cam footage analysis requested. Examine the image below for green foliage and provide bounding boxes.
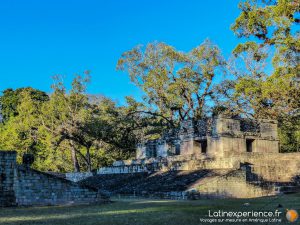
[231,0,299,81]
[0,74,146,172]
[0,87,49,122]
[39,74,141,171]
[0,90,49,164]
[219,0,300,151]
[279,119,300,152]
[117,40,226,124]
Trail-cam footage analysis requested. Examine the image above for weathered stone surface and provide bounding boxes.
[0,151,17,207]
[93,116,298,199]
[94,151,300,199]
[194,169,276,199]
[81,168,280,199]
[0,151,108,207]
[137,116,279,159]
[65,172,93,182]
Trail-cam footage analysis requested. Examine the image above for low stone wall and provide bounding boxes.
[96,152,300,180]
[65,172,93,182]
[97,155,209,174]
[0,151,108,207]
[98,165,147,174]
[14,166,105,206]
[97,155,238,175]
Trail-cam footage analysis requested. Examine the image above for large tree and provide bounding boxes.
[117,40,226,126]
[41,74,141,171]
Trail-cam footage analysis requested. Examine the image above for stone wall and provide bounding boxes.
[180,139,199,155]
[0,151,107,206]
[214,117,241,136]
[237,152,300,183]
[65,172,93,182]
[252,139,279,153]
[98,165,148,174]
[0,151,16,207]
[137,116,280,160]
[14,166,104,206]
[193,170,276,198]
[98,152,300,183]
[95,151,300,198]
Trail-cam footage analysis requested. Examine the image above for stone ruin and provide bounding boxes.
[136,115,279,159]
[2,115,299,203]
[92,115,300,199]
[0,151,107,207]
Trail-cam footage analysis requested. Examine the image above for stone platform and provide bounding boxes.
[79,152,300,199]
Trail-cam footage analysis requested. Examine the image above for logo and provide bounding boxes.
[286,209,298,223]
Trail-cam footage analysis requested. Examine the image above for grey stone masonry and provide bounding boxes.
[0,151,107,207]
[0,151,17,207]
[65,172,93,182]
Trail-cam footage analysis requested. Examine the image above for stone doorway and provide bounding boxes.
[246,139,255,152]
[196,140,207,154]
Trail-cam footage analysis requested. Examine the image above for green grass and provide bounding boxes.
[0,194,299,225]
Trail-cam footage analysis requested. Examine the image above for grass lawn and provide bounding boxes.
[0,194,299,225]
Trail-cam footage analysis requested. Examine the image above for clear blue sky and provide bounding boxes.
[0,0,241,104]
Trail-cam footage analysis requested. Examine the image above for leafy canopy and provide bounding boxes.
[117,40,226,124]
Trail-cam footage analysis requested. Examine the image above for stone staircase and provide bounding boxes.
[79,169,224,197]
[79,167,289,199]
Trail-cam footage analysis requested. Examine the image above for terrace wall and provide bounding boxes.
[0,151,107,206]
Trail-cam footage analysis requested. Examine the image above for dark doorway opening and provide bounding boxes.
[246,139,254,152]
[198,140,207,153]
[147,145,157,158]
[152,147,157,157]
[175,144,181,155]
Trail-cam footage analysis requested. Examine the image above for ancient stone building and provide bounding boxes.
[0,151,107,207]
[91,115,300,199]
[136,115,279,159]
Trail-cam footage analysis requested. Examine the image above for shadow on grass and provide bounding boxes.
[1,196,300,225]
[0,201,209,225]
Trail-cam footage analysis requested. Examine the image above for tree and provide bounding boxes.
[117,40,226,126]
[40,74,96,171]
[41,74,141,171]
[0,73,158,171]
[0,87,49,123]
[230,0,299,118]
[218,0,300,151]
[0,90,49,164]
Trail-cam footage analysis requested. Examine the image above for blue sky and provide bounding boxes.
[0,0,242,104]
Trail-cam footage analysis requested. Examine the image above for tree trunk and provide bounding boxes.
[86,147,92,172]
[70,141,80,172]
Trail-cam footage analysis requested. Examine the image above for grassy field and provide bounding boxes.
[0,194,299,225]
